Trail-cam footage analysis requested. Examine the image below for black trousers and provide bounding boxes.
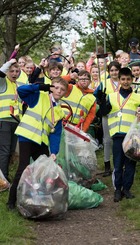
[0,121,18,179]
[8,141,49,205]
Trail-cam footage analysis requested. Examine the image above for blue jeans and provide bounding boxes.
[112,136,136,191]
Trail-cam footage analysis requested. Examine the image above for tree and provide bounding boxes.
[0,0,84,60]
[77,0,140,57]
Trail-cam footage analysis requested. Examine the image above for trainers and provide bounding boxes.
[122,190,135,199]
[114,190,122,202]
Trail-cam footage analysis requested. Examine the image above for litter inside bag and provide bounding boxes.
[17,155,69,219]
[68,181,103,209]
[0,169,10,192]
[123,119,140,161]
[57,127,98,182]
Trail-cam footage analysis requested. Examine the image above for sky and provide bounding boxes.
[61,10,91,54]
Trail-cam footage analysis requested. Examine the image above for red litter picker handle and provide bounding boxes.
[102,20,106,28]
[93,20,97,28]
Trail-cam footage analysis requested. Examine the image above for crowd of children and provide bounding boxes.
[0,37,140,210]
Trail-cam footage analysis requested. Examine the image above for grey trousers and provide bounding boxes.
[0,121,18,179]
[102,116,112,162]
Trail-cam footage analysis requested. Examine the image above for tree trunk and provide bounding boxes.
[3,13,17,60]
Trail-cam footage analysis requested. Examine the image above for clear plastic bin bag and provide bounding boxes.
[17,155,69,219]
[57,126,98,182]
[0,169,10,192]
[123,119,140,161]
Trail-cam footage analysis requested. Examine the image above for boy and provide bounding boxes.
[7,77,68,210]
[119,52,130,68]
[130,62,140,93]
[0,59,20,180]
[29,60,77,85]
[62,70,96,132]
[99,67,140,202]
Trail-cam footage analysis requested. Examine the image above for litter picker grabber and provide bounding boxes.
[93,20,101,83]
[93,20,108,93]
[102,20,107,90]
[61,103,90,142]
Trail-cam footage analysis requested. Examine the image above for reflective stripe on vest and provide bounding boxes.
[62,86,95,124]
[0,77,21,118]
[15,93,64,145]
[108,92,140,136]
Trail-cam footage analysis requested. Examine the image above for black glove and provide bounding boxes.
[39,84,55,93]
[96,89,106,104]
[71,68,79,74]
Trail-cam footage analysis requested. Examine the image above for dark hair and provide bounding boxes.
[48,61,63,72]
[118,67,133,79]
[78,70,91,80]
[108,61,121,73]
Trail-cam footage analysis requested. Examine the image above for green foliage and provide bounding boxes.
[0,0,86,59]
[77,0,140,56]
[119,166,140,229]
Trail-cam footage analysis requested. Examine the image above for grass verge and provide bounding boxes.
[0,161,36,245]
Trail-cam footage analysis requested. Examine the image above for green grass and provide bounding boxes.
[118,167,140,229]
[96,149,140,230]
[0,162,36,245]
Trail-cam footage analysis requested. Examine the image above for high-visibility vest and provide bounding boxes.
[62,86,96,124]
[101,79,120,94]
[44,76,51,85]
[15,93,65,145]
[16,70,28,86]
[0,77,21,118]
[108,91,140,137]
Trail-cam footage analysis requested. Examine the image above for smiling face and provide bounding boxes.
[18,57,26,69]
[119,75,133,90]
[90,67,99,80]
[109,66,119,80]
[49,67,62,78]
[23,62,34,76]
[120,53,130,67]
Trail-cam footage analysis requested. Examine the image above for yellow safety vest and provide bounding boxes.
[0,77,21,118]
[62,86,96,124]
[108,91,140,137]
[101,79,120,95]
[15,93,65,145]
[16,70,28,86]
[44,76,51,85]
